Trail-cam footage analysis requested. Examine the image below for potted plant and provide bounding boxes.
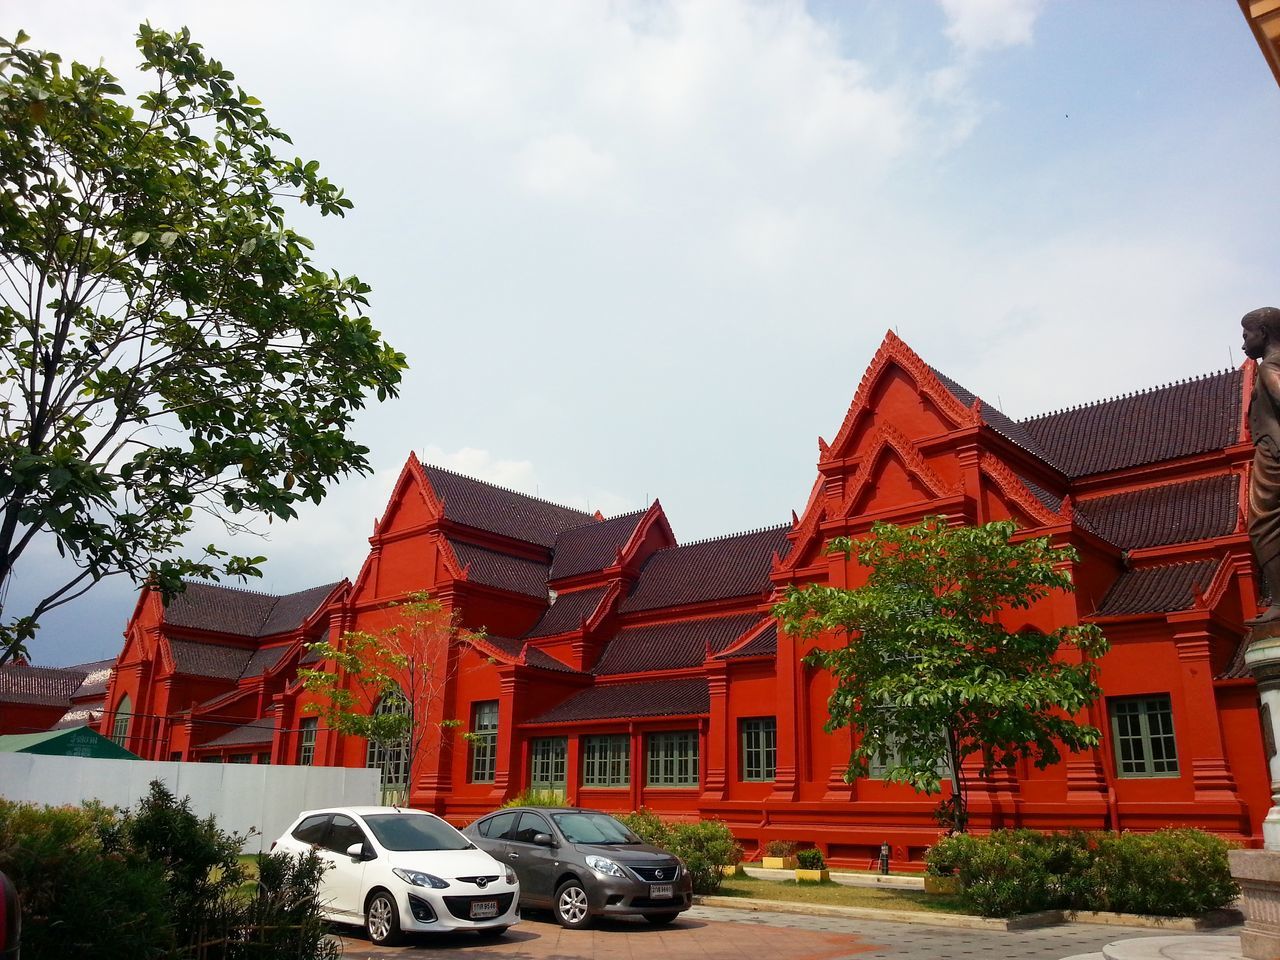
[794,848,829,882]
[761,840,798,870]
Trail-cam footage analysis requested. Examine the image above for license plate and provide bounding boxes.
[470,900,499,919]
[650,884,673,899]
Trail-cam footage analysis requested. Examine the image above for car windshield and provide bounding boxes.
[362,814,474,852]
[552,812,640,845]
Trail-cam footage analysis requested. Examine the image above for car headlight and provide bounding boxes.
[393,867,450,889]
[505,866,517,885]
[585,855,627,878]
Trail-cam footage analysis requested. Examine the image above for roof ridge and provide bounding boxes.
[422,462,594,517]
[1019,368,1236,423]
[558,507,648,535]
[672,522,791,550]
[178,578,279,600]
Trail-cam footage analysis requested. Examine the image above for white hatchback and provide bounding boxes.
[272,806,520,946]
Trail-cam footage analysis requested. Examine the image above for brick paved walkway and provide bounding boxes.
[336,905,1244,960]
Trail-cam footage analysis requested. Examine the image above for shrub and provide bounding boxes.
[924,828,1239,919]
[616,808,673,848]
[241,850,340,960]
[666,820,743,896]
[0,798,174,959]
[500,789,566,808]
[763,840,797,858]
[796,848,826,870]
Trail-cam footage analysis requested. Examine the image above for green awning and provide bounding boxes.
[0,726,138,759]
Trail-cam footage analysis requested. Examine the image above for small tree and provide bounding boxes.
[299,592,474,805]
[774,516,1108,833]
[0,27,405,663]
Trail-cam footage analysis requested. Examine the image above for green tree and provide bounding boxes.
[299,592,472,805]
[0,26,406,664]
[774,516,1108,833]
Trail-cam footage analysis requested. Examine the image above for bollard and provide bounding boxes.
[0,868,19,960]
[878,841,890,875]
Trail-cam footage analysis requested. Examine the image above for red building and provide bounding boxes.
[0,659,114,737]
[99,332,1270,866]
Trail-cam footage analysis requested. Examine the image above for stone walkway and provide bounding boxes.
[336,905,1245,960]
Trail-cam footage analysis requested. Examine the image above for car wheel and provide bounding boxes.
[366,890,404,946]
[645,912,679,926]
[475,925,509,938]
[553,879,593,929]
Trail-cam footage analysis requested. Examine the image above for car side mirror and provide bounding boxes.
[532,832,556,848]
[346,842,373,861]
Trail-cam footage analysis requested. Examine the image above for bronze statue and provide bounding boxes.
[1245,307,1280,623]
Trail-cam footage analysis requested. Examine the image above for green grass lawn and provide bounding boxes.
[713,875,971,914]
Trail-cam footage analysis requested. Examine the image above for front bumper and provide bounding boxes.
[588,873,694,917]
[397,883,521,932]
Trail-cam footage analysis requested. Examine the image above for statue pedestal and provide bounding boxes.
[1231,622,1280,959]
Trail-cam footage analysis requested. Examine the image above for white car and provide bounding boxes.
[272,806,520,945]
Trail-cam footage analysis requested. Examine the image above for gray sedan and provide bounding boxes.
[463,807,693,929]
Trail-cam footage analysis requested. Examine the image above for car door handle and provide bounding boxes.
[508,852,519,859]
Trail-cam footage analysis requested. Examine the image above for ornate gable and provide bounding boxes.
[824,330,981,461]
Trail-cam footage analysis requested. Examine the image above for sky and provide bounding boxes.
[9,0,1280,666]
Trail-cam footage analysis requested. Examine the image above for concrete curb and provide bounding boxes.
[695,896,1243,933]
[694,895,1064,930]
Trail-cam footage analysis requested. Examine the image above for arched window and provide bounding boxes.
[110,694,132,747]
[365,692,409,804]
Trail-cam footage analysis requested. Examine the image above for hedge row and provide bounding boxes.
[0,781,335,960]
[925,828,1239,918]
[616,810,742,895]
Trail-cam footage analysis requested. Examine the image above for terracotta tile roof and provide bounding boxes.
[163,581,339,638]
[482,636,581,673]
[241,644,291,679]
[0,664,89,706]
[619,526,792,613]
[422,464,594,549]
[720,621,778,660]
[1093,558,1222,617]
[66,659,115,700]
[1219,636,1251,681]
[930,367,1057,466]
[168,640,255,681]
[1074,475,1239,550]
[550,511,647,580]
[450,541,550,598]
[593,614,762,675]
[525,587,610,638]
[1017,473,1064,514]
[53,706,104,730]
[526,678,709,724]
[1018,369,1243,478]
[201,718,276,748]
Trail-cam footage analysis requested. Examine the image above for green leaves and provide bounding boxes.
[776,515,1109,832]
[0,26,406,662]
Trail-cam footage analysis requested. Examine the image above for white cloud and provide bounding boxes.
[420,446,538,493]
[515,134,617,200]
[938,0,1043,55]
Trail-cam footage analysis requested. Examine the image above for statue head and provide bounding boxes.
[1243,307,1280,360]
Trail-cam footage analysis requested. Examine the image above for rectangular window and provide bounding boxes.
[866,734,952,779]
[529,737,568,793]
[646,731,699,787]
[230,754,252,764]
[257,752,271,765]
[582,734,630,787]
[470,701,499,783]
[1110,694,1179,777]
[297,717,318,766]
[740,718,776,782]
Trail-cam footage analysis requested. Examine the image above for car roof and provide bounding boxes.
[486,807,603,816]
[295,806,437,819]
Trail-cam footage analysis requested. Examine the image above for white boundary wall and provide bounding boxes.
[0,755,380,852]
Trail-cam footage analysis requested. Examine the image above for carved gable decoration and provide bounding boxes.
[838,423,959,519]
[978,454,1063,528]
[825,330,981,461]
